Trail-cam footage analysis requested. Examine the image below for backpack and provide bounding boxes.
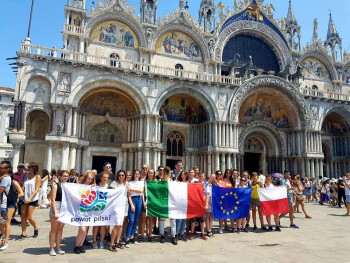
[2,181,18,207]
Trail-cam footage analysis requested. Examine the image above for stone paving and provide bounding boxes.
[1,202,349,263]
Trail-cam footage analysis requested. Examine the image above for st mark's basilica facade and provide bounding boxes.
[9,0,350,178]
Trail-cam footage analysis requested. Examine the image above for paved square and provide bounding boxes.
[1,202,349,263]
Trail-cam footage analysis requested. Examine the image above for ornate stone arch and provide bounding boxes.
[154,84,218,122]
[149,19,210,63]
[68,76,149,114]
[215,20,291,70]
[238,121,286,156]
[229,76,312,129]
[299,51,337,81]
[84,12,147,48]
[341,61,350,81]
[318,106,350,131]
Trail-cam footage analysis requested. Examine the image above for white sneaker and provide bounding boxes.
[56,247,65,255]
[0,234,5,241]
[0,242,8,251]
[99,242,104,249]
[219,228,223,234]
[92,242,98,249]
[49,248,56,256]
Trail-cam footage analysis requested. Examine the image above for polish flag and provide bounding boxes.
[258,186,290,216]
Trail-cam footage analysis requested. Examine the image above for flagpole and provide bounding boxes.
[26,0,35,41]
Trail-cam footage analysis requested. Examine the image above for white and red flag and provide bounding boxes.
[258,186,290,215]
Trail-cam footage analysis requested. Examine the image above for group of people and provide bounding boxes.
[0,160,349,256]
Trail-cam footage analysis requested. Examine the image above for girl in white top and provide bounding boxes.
[236,177,249,232]
[264,175,281,231]
[20,162,41,239]
[38,169,50,208]
[294,174,312,218]
[205,174,215,237]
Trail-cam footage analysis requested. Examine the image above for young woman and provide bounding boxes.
[223,169,236,232]
[176,171,188,242]
[122,171,132,239]
[108,170,127,252]
[19,162,41,239]
[158,167,177,245]
[189,172,207,240]
[205,174,215,237]
[145,168,156,242]
[264,175,281,231]
[311,178,318,202]
[38,169,50,209]
[250,172,266,231]
[236,176,248,233]
[74,172,95,254]
[92,172,110,249]
[320,179,330,205]
[330,180,338,206]
[125,169,144,248]
[304,178,312,203]
[294,174,312,218]
[49,170,68,256]
[67,169,78,183]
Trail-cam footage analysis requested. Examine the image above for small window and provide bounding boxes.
[110,53,120,67]
[175,64,184,77]
[312,85,318,90]
[175,64,184,70]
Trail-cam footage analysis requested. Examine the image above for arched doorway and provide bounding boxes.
[25,110,50,169]
[321,112,350,178]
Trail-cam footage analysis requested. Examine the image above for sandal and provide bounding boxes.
[148,236,154,243]
[207,231,213,237]
[17,234,28,240]
[138,235,144,243]
[108,246,118,252]
[116,243,124,249]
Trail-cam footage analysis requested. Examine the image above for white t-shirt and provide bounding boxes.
[264,183,274,189]
[259,174,266,185]
[128,181,144,197]
[0,176,12,209]
[345,179,350,195]
[237,184,247,189]
[188,178,199,183]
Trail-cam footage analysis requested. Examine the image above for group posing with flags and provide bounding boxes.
[0,160,350,256]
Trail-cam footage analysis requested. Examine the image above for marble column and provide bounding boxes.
[319,159,324,178]
[215,153,220,171]
[145,116,150,142]
[221,153,226,172]
[232,154,237,169]
[81,147,88,172]
[128,149,134,171]
[46,143,53,171]
[207,154,212,175]
[68,145,77,170]
[81,114,86,139]
[50,107,57,133]
[226,154,232,169]
[63,108,69,135]
[218,123,222,147]
[11,144,22,171]
[122,150,127,170]
[153,149,158,170]
[315,158,319,178]
[61,143,69,170]
[310,159,315,178]
[144,148,150,166]
[13,102,19,131]
[213,123,217,146]
[19,102,25,131]
[72,108,78,136]
[76,146,82,173]
[161,151,166,166]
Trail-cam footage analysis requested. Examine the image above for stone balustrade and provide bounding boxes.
[299,87,350,102]
[63,24,84,34]
[19,43,241,86]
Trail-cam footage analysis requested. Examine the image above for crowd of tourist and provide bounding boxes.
[0,160,349,255]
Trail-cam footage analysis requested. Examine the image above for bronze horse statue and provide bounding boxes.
[227,53,241,76]
[288,65,304,84]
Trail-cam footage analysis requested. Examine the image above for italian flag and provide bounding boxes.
[146,181,205,219]
[257,186,290,216]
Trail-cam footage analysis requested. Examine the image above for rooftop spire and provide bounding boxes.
[287,0,297,25]
[327,10,339,39]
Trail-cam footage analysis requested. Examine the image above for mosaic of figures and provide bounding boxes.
[240,93,291,128]
[156,31,201,59]
[322,113,350,136]
[90,20,138,48]
[301,58,331,81]
[80,92,137,118]
[88,121,123,147]
[160,95,207,124]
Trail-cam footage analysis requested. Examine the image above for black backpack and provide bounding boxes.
[2,181,18,207]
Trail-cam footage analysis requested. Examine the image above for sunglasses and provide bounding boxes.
[142,167,148,170]
[217,173,222,175]
[105,166,111,169]
[118,174,125,177]
[240,179,246,181]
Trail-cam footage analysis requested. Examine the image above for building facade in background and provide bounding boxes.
[0,87,14,162]
[9,0,350,177]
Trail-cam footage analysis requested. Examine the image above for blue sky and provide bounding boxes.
[0,0,349,89]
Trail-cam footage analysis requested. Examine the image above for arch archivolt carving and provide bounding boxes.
[154,84,218,122]
[215,20,291,69]
[318,106,350,131]
[149,23,210,63]
[238,121,286,156]
[69,75,149,114]
[84,12,147,47]
[299,51,338,81]
[229,76,311,129]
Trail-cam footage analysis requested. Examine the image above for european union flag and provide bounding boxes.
[212,186,252,220]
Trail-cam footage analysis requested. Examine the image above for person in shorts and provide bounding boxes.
[343,173,350,216]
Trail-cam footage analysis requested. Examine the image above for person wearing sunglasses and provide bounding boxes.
[109,170,128,251]
[215,170,226,234]
[236,177,249,233]
[95,162,114,185]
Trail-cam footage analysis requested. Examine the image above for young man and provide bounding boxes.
[12,164,26,223]
[188,169,199,183]
[279,171,299,229]
[258,169,266,185]
[344,173,350,216]
[0,161,23,250]
[156,166,164,181]
[171,161,183,181]
[95,162,114,185]
[193,166,200,179]
[141,164,148,181]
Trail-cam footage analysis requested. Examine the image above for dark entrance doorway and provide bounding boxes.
[244,153,260,175]
[92,156,117,174]
[166,159,181,170]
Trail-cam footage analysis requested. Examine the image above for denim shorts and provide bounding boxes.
[1,209,7,221]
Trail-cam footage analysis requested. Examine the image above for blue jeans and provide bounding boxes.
[126,196,142,238]
[176,219,186,234]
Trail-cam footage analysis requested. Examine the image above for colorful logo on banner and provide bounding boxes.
[220,191,240,216]
[80,190,108,212]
